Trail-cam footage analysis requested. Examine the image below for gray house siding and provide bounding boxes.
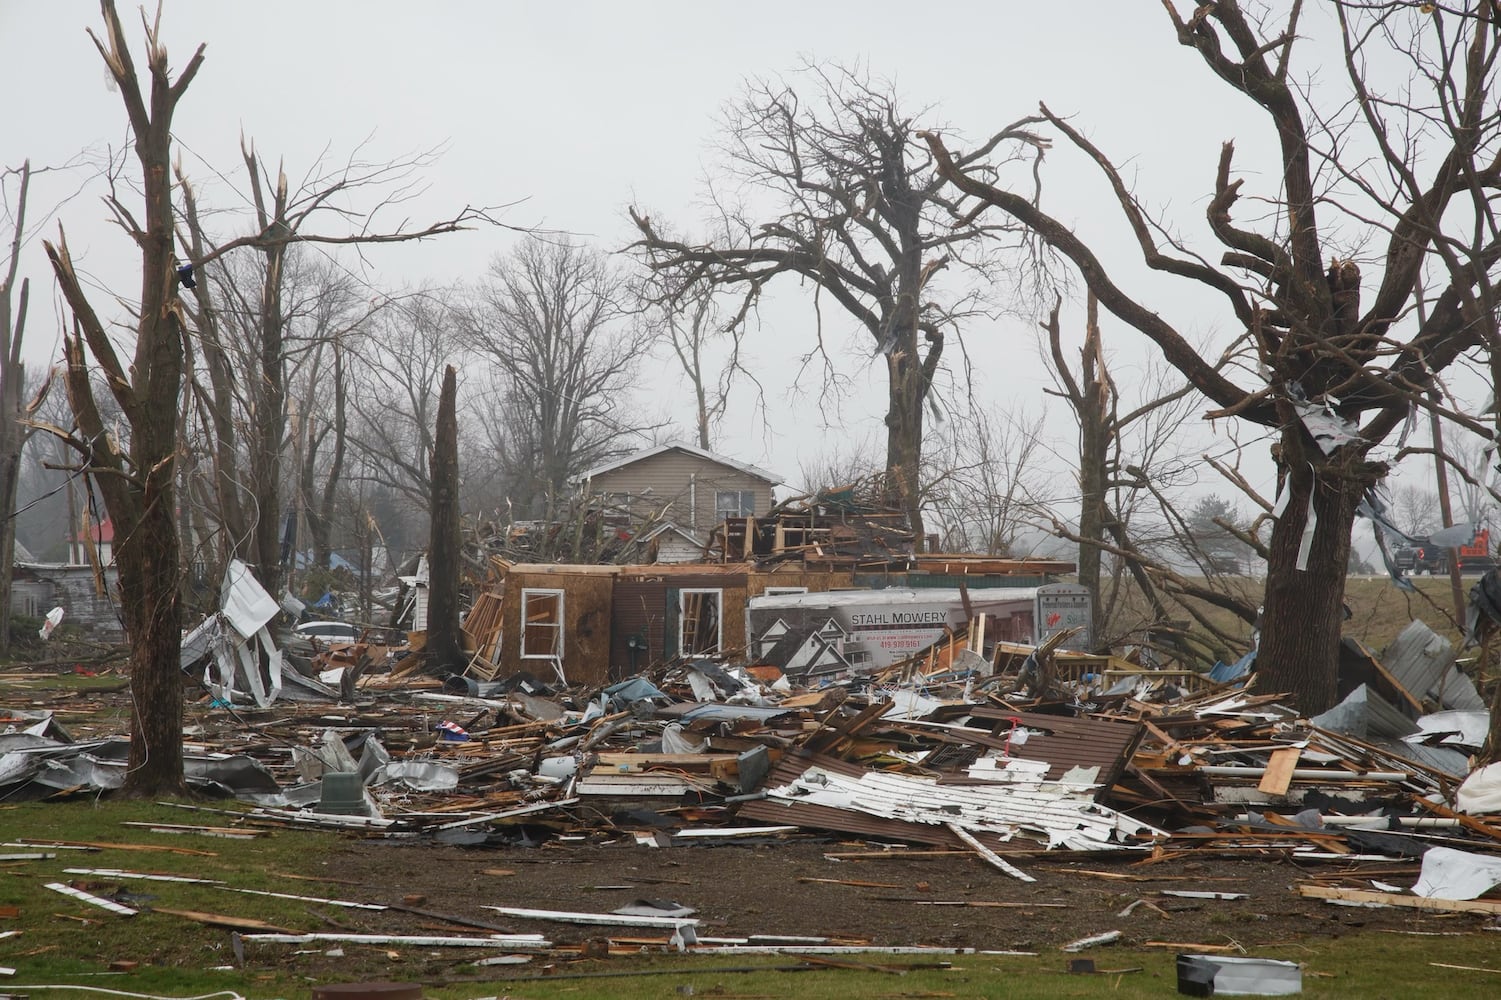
[11,564,124,637]
[585,449,775,539]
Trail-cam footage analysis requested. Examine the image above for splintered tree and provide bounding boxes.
[926,1,1501,712]
[1042,293,1253,660]
[1,161,43,656]
[178,140,491,597]
[44,1,204,794]
[426,365,462,674]
[630,63,1046,549]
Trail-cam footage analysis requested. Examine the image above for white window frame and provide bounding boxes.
[520,588,565,660]
[678,587,724,654]
[763,586,808,597]
[715,489,756,521]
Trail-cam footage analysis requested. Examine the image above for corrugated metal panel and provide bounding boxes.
[1374,620,1486,712]
[950,708,1144,791]
[1382,620,1452,702]
[738,752,1017,852]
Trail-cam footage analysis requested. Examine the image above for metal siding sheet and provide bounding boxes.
[936,708,1144,792]
[738,752,1017,852]
[1382,620,1453,702]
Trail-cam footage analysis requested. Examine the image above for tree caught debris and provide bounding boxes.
[924,0,1501,713]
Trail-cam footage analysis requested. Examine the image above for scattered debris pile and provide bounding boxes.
[10,589,1501,973]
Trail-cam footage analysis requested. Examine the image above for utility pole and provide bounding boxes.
[1430,389,1466,621]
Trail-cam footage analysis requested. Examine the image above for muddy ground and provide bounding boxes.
[309,834,1487,954]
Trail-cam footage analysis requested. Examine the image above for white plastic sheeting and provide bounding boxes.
[1456,761,1501,815]
[1413,846,1501,900]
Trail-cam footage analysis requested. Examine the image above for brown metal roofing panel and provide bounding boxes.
[737,752,1016,852]
[958,708,1145,792]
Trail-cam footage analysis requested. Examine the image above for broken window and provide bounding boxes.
[715,489,756,521]
[679,588,722,655]
[520,589,564,659]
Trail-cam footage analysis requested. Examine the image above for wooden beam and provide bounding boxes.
[1298,884,1501,914]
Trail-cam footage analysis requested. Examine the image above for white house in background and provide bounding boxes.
[576,442,783,551]
[70,516,115,567]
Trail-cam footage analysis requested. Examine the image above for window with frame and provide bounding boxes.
[763,586,808,597]
[715,489,756,521]
[520,589,564,659]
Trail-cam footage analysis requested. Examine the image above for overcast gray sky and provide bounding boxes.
[7,2,1373,520]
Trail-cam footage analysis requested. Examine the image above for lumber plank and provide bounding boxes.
[153,907,294,933]
[1297,884,1501,914]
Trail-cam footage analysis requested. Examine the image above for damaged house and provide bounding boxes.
[576,442,782,562]
[486,562,860,686]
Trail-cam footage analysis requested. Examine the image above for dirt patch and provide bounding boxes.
[313,835,1486,953]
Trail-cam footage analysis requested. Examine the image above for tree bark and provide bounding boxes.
[42,1,204,797]
[1076,296,1110,634]
[251,211,289,597]
[885,348,927,551]
[1253,427,1373,714]
[306,336,348,570]
[0,161,32,656]
[426,365,462,673]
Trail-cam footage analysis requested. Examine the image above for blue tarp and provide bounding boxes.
[1208,649,1255,684]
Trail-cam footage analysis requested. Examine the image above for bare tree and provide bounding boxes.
[1,161,43,653]
[292,275,369,571]
[795,439,884,496]
[13,372,75,565]
[926,1,1501,712]
[43,1,206,794]
[178,138,490,598]
[641,277,750,451]
[1391,484,1438,537]
[1039,291,1250,655]
[44,2,500,793]
[1436,431,1501,527]
[922,407,1050,557]
[348,291,462,513]
[463,236,651,520]
[630,63,1047,549]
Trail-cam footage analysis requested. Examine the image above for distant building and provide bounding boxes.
[69,515,114,567]
[10,562,122,636]
[576,443,783,549]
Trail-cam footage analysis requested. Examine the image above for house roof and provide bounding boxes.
[71,517,115,544]
[575,442,783,486]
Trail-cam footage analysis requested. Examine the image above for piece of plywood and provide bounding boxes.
[1257,747,1302,795]
[1298,884,1501,914]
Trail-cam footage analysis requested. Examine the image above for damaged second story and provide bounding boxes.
[575,442,782,556]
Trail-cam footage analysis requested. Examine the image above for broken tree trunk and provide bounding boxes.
[426,364,463,673]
